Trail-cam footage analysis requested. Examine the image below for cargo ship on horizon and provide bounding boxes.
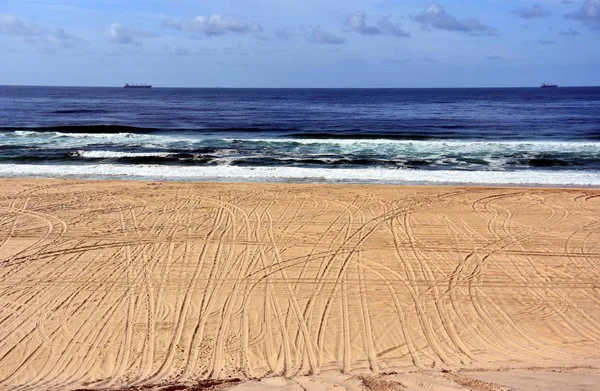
[124,83,152,88]
[541,83,558,88]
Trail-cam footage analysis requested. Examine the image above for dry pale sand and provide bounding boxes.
[0,178,599,391]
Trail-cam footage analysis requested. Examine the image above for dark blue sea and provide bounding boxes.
[0,86,599,186]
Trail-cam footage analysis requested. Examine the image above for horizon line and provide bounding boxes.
[1,84,599,89]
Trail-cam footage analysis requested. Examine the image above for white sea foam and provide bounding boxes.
[0,164,598,186]
[13,131,140,139]
[12,131,50,138]
[62,132,139,139]
[6,132,600,156]
[223,138,600,153]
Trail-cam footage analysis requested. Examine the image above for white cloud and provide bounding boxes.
[307,28,347,44]
[414,4,496,35]
[345,11,381,35]
[565,0,600,29]
[45,27,82,49]
[0,15,42,36]
[107,23,154,46]
[344,11,410,38]
[377,16,411,38]
[163,14,262,36]
[0,14,83,50]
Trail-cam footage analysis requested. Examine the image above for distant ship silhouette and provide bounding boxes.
[124,83,152,88]
[540,83,558,88]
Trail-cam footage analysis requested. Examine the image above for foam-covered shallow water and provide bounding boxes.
[1,164,598,187]
[1,86,599,186]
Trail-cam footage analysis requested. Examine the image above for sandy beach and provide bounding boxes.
[0,178,599,390]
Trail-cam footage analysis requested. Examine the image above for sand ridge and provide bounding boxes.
[0,179,599,390]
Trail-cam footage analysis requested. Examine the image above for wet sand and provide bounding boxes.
[0,178,599,390]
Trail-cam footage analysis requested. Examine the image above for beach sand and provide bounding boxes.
[0,178,598,390]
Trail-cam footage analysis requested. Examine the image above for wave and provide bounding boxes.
[0,163,598,186]
[0,144,35,150]
[120,156,215,165]
[6,132,599,157]
[288,132,450,140]
[2,149,597,171]
[208,126,299,133]
[11,131,140,139]
[0,125,158,134]
[520,158,572,167]
[51,109,110,114]
[0,124,526,141]
[1,124,599,143]
[222,138,600,149]
[0,125,293,135]
[77,151,170,159]
[227,157,395,167]
[73,150,216,165]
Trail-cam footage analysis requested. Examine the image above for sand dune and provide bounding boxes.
[0,179,599,390]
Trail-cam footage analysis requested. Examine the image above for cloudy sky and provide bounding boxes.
[1,0,598,87]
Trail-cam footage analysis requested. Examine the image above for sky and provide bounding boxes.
[0,0,598,87]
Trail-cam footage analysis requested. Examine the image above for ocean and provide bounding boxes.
[1,86,599,186]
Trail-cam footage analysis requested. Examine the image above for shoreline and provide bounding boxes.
[1,178,599,390]
[2,175,600,191]
[1,166,600,189]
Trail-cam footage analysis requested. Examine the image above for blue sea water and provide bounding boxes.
[0,86,599,186]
